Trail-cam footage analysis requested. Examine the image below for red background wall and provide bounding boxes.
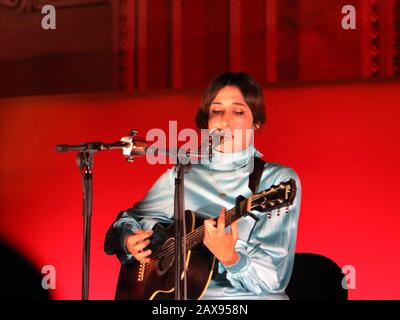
[1,0,399,97]
[0,80,399,300]
[1,0,400,300]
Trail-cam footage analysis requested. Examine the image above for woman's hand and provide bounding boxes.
[203,207,240,266]
[125,229,153,263]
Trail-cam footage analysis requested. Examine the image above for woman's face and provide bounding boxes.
[207,85,257,152]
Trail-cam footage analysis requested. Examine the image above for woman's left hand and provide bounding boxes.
[203,207,240,266]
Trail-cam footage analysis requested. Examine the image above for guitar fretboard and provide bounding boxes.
[185,201,247,249]
[180,181,292,250]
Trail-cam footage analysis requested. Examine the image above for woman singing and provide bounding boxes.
[104,72,301,300]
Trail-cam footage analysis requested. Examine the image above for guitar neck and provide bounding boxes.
[184,179,295,250]
[185,204,242,250]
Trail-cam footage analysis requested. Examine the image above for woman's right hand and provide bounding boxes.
[125,229,153,263]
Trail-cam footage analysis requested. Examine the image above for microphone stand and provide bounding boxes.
[56,141,129,300]
[174,158,191,300]
[77,151,92,300]
[143,132,221,300]
[170,134,221,300]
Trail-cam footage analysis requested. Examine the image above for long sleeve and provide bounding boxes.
[104,167,175,264]
[104,144,302,300]
[223,166,301,295]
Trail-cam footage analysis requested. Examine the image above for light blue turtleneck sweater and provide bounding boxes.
[104,145,301,300]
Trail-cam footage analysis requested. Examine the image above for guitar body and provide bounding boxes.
[115,210,216,300]
[114,178,297,300]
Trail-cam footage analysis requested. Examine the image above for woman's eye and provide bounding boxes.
[234,111,244,115]
[211,110,222,114]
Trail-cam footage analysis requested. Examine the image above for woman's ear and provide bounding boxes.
[253,122,261,130]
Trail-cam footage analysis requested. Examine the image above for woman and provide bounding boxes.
[104,72,301,300]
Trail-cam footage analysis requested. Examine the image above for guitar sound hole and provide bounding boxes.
[156,238,175,275]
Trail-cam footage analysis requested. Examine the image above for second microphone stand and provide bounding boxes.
[174,159,191,300]
[172,133,218,300]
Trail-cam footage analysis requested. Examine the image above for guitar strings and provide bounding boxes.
[143,210,236,268]
[143,200,252,269]
[143,189,284,269]
[143,191,278,269]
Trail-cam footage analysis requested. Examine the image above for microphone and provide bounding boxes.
[203,128,231,161]
[119,128,230,162]
[120,133,150,160]
[208,128,230,144]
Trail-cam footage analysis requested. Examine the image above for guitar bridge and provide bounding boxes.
[138,262,145,282]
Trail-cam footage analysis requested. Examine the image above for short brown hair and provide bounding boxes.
[195,72,266,129]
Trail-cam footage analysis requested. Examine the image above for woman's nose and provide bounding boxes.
[221,113,232,127]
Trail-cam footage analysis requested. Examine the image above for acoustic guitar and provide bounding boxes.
[115,178,297,300]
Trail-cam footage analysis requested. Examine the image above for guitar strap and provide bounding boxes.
[212,156,266,280]
[248,156,266,194]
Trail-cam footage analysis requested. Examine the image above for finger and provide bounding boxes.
[135,249,152,261]
[134,239,151,253]
[205,218,216,226]
[231,219,239,240]
[204,219,216,230]
[217,207,226,233]
[204,220,216,239]
[126,239,141,255]
[126,231,152,251]
[125,234,141,250]
[133,229,154,242]
[202,227,212,246]
[134,229,154,236]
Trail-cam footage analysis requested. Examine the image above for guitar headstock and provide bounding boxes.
[251,179,297,213]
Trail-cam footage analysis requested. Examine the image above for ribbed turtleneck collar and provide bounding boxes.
[203,144,263,171]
